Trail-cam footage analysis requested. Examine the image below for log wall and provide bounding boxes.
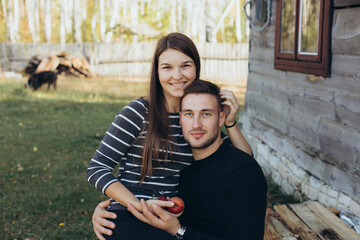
[239,0,360,215]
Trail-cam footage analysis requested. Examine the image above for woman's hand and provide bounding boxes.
[128,199,181,236]
[219,89,240,126]
[92,200,117,240]
[219,89,252,155]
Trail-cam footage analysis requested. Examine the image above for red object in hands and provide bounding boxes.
[156,196,185,214]
[168,197,185,214]
[157,196,167,201]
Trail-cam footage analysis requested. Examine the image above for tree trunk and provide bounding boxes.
[198,0,206,42]
[105,0,120,43]
[6,0,15,42]
[170,0,177,32]
[2,0,7,20]
[235,0,242,42]
[65,0,73,34]
[99,0,105,42]
[34,0,40,42]
[130,1,139,42]
[205,0,217,42]
[91,0,99,42]
[13,0,20,41]
[73,0,82,43]
[177,0,184,33]
[26,0,37,43]
[45,0,51,43]
[60,0,66,44]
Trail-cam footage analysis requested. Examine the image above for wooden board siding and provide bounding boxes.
[240,2,360,202]
[333,0,360,7]
[332,8,360,56]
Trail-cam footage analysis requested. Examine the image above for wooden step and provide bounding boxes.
[264,201,360,240]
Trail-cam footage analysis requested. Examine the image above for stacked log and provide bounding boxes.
[24,52,95,78]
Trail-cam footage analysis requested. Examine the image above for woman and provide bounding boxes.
[87,32,252,240]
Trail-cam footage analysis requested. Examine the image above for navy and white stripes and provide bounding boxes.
[87,97,194,210]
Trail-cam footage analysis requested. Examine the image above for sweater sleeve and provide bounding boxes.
[182,226,223,240]
[87,98,147,195]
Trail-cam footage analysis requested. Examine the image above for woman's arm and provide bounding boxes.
[220,89,252,155]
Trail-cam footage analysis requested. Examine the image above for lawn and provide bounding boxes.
[0,76,148,239]
[0,76,296,239]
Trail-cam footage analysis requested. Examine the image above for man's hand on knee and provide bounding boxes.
[92,200,117,240]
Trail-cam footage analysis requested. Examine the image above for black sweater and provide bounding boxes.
[178,140,267,240]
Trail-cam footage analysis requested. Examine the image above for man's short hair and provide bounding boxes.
[181,79,223,112]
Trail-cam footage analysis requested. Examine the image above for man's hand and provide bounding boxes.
[92,200,117,240]
[128,199,181,236]
[145,198,175,213]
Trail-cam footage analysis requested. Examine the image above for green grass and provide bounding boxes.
[0,77,296,239]
[0,77,148,239]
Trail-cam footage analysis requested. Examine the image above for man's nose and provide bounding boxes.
[192,116,202,128]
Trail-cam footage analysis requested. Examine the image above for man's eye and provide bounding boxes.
[203,113,211,117]
[184,113,192,117]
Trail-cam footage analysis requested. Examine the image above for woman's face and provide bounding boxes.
[158,49,196,102]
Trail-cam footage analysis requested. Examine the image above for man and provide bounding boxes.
[93,80,267,239]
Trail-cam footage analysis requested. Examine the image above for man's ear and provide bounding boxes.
[219,111,225,127]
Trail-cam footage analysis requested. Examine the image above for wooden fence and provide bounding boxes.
[0,42,248,101]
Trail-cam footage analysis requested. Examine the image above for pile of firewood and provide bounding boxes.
[24,52,95,78]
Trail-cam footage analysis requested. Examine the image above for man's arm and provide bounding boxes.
[128,199,223,240]
[222,161,267,239]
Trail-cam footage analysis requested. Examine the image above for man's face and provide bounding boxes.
[180,93,225,149]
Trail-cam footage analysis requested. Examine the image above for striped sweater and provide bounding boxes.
[87,97,194,210]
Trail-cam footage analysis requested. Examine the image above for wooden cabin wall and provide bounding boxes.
[240,0,360,214]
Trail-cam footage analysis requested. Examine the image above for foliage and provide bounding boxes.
[0,0,248,43]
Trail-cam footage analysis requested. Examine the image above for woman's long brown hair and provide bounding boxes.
[139,33,201,183]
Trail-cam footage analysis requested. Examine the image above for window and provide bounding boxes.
[274,0,331,77]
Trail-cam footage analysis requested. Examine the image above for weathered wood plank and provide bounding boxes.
[305,202,360,240]
[264,217,282,240]
[333,0,360,7]
[290,203,345,240]
[332,8,360,55]
[274,204,320,239]
[270,216,298,239]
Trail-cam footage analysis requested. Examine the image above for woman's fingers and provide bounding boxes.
[220,89,239,108]
[220,89,239,124]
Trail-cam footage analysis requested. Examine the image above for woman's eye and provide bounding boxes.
[182,64,190,68]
